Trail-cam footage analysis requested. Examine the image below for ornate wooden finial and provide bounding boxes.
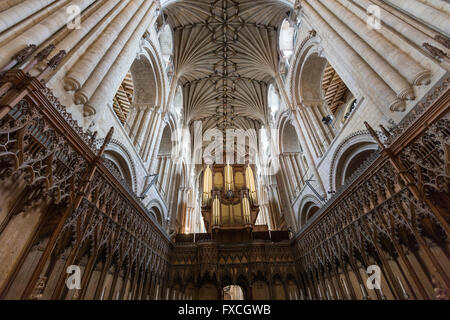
[364,121,385,149]
[13,44,37,63]
[434,35,450,49]
[35,44,56,61]
[423,43,448,60]
[379,124,391,138]
[105,127,114,145]
[47,50,67,69]
[97,127,114,157]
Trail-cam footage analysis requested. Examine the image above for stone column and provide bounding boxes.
[161,156,172,200]
[79,1,157,116]
[169,164,180,207]
[64,0,142,91]
[317,102,336,140]
[327,0,431,86]
[0,0,58,34]
[280,155,294,201]
[140,106,158,158]
[299,107,322,159]
[294,153,305,186]
[143,108,163,162]
[48,0,124,65]
[291,109,326,198]
[125,105,138,134]
[368,0,449,52]
[0,0,96,68]
[75,0,153,104]
[286,154,300,196]
[164,159,174,201]
[136,108,152,151]
[0,0,24,12]
[174,187,185,232]
[307,105,328,153]
[289,154,303,191]
[157,156,166,194]
[130,107,145,146]
[383,0,450,36]
[311,0,414,100]
[149,115,167,173]
[271,184,283,227]
[300,0,405,111]
[314,104,332,146]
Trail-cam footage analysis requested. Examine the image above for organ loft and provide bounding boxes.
[0,0,449,301]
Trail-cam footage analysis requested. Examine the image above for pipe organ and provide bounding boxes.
[202,162,261,242]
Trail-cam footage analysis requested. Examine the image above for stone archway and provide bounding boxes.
[222,285,245,300]
[329,131,379,191]
[148,200,166,228]
[299,200,320,228]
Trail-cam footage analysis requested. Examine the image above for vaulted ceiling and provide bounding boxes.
[163,0,292,132]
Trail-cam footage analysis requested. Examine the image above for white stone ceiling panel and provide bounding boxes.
[164,0,292,130]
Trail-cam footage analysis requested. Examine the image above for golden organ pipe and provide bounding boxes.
[242,196,251,224]
[203,165,212,205]
[212,195,220,225]
[245,165,257,203]
[224,163,234,193]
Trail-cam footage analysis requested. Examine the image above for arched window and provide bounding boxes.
[282,122,302,154]
[159,24,173,67]
[280,121,309,201]
[268,84,280,120]
[279,19,295,59]
[172,85,183,118]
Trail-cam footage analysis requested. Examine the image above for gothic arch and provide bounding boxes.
[329,131,379,191]
[290,32,353,118]
[148,200,166,227]
[299,53,328,103]
[298,194,322,228]
[280,118,302,154]
[158,117,176,157]
[117,41,168,147]
[290,34,324,107]
[132,42,166,109]
[102,139,137,192]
